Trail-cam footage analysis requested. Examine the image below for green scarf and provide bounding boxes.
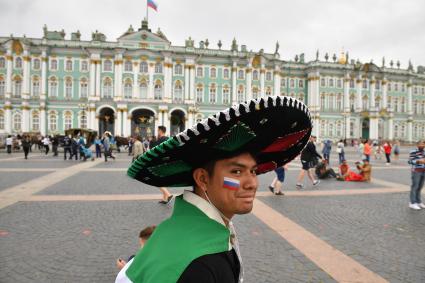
[126,195,231,283]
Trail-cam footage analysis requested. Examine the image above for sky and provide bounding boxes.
[1,0,424,69]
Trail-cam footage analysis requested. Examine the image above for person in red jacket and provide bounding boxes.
[383,141,392,165]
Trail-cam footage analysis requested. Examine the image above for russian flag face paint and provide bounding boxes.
[223,177,240,191]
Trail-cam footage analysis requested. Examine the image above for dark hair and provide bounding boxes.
[139,225,156,240]
[158,126,166,133]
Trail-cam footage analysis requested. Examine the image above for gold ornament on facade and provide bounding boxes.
[12,40,23,55]
[42,57,48,62]
[356,79,362,83]
[133,62,139,66]
[23,56,31,62]
[407,83,412,87]
[3,105,13,110]
[114,60,123,65]
[381,80,387,85]
[89,107,96,111]
[140,56,148,61]
[338,51,347,64]
[231,67,237,72]
[252,55,261,68]
[370,80,376,84]
[260,69,266,74]
[6,55,13,61]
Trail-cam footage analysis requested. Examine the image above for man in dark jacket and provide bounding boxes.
[296,135,323,188]
[63,135,72,160]
[52,135,59,156]
[22,135,31,159]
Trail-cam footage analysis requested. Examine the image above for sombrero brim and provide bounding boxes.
[128,96,312,187]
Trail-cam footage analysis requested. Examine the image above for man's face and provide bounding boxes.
[158,129,164,137]
[202,153,258,219]
[418,142,425,151]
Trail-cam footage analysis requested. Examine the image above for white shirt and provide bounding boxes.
[6,137,13,146]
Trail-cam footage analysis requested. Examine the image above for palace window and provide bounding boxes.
[253,70,259,80]
[174,81,183,103]
[0,57,5,68]
[336,122,342,137]
[124,79,133,99]
[124,60,133,72]
[65,59,73,71]
[350,95,355,112]
[401,83,405,92]
[299,80,304,88]
[0,79,4,97]
[79,111,88,129]
[154,63,162,74]
[281,78,286,88]
[252,87,259,99]
[401,124,406,138]
[320,78,326,87]
[13,78,22,98]
[350,79,355,88]
[388,83,392,91]
[80,78,88,98]
[320,94,326,110]
[328,94,335,110]
[154,81,162,100]
[394,83,399,92]
[65,78,73,98]
[328,123,334,137]
[139,81,148,99]
[329,78,334,88]
[401,97,406,112]
[290,79,295,88]
[32,77,40,97]
[103,78,113,98]
[209,84,216,104]
[393,98,398,112]
[13,113,22,132]
[362,95,368,110]
[196,85,203,103]
[32,112,40,131]
[104,60,112,72]
[0,111,4,130]
[413,100,418,114]
[265,87,272,96]
[197,67,203,77]
[375,97,381,109]
[238,70,244,80]
[81,60,88,72]
[223,86,230,104]
[237,86,245,103]
[362,80,368,89]
[64,111,73,130]
[422,101,425,115]
[320,120,326,137]
[375,81,381,90]
[33,59,41,70]
[336,94,342,110]
[50,59,58,70]
[266,72,272,81]
[174,64,183,75]
[15,57,22,69]
[49,77,58,97]
[298,93,304,102]
[140,61,148,73]
[337,79,342,88]
[223,68,229,79]
[49,112,57,132]
[210,67,217,79]
[414,86,418,94]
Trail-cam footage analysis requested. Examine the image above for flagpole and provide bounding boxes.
[146,0,149,22]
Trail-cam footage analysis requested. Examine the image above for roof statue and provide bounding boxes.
[274,41,279,54]
[185,37,194,48]
[231,38,238,52]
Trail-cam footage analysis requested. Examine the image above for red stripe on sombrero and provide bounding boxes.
[262,129,309,153]
[256,161,277,174]
[223,184,239,191]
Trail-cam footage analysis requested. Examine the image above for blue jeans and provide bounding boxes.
[410,171,425,204]
[338,152,345,164]
[274,167,286,182]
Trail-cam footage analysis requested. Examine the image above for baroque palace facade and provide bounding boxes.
[1,20,425,141]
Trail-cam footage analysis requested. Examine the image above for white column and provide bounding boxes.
[356,77,362,112]
[382,79,388,110]
[5,106,12,133]
[246,67,252,101]
[95,61,101,97]
[260,66,265,97]
[117,60,123,98]
[345,115,350,139]
[273,67,280,96]
[22,51,30,98]
[90,105,96,130]
[41,53,47,99]
[133,61,139,99]
[22,104,30,132]
[5,52,13,98]
[343,77,350,112]
[115,109,122,136]
[369,77,376,110]
[407,81,413,142]
[388,114,394,140]
[184,65,190,101]
[122,110,129,137]
[40,108,46,136]
[163,110,170,134]
[89,60,96,97]
[189,66,195,101]
[148,62,154,99]
[188,111,194,129]
[231,63,237,104]
[314,74,320,112]
[163,61,172,101]
[307,77,314,109]
[114,60,119,99]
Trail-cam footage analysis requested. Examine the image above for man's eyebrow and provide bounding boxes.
[227,162,258,169]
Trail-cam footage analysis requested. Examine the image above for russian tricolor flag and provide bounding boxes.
[223,177,240,191]
[147,0,158,11]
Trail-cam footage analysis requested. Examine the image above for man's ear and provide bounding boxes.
[193,168,209,192]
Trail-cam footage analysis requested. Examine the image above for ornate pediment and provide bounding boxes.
[118,26,170,50]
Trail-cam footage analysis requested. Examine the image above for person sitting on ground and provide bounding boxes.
[315,159,337,179]
[116,225,156,271]
[338,159,371,182]
[357,159,372,182]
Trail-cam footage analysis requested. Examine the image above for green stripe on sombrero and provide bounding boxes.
[213,121,256,151]
[148,160,192,177]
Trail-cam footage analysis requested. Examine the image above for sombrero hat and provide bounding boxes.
[128,96,312,187]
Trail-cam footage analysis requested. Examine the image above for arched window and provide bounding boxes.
[80,111,88,129]
[394,125,399,138]
[401,97,406,112]
[124,79,133,99]
[253,70,259,80]
[196,84,203,103]
[266,72,272,81]
[210,67,217,78]
[49,77,58,97]
[103,78,113,98]
[49,112,57,132]
[237,85,244,103]
[265,87,272,96]
[223,86,230,104]
[329,78,334,88]
[32,111,40,131]
[104,60,112,72]
[13,113,22,132]
[350,94,355,112]
[13,77,22,98]
[32,77,40,97]
[0,111,4,130]
[65,59,73,71]
[401,124,406,138]
[320,78,326,87]
[154,80,162,100]
[281,78,286,87]
[328,123,334,137]
[124,60,133,72]
[422,101,425,115]
[299,80,304,88]
[238,70,244,80]
[362,95,368,110]
[320,120,326,137]
[174,64,183,75]
[15,57,22,69]
[393,98,398,112]
[387,96,392,109]
[349,79,354,88]
[80,78,88,98]
[328,94,335,110]
[223,68,229,79]
[139,61,148,73]
[155,62,162,74]
[388,82,392,91]
[337,79,342,88]
[197,67,203,77]
[50,59,58,70]
[290,79,295,88]
[336,94,342,110]
[336,121,342,137]
[0,57,5,68]
[1,77,7,97]
[413,100,418,114]
[252,87,259,99]
[33,59,41,70]
[174,81,183,102]
[65,77,73,98]
[320,94,326,110]
[394,83,399,92]
[64,111,73,130]
[81,60,88,72]
[375,97,381,109]
[209,84,216,104]
[362,80,368,89]
[139,80,147,99]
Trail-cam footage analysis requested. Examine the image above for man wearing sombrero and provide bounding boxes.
[116,96,312,283]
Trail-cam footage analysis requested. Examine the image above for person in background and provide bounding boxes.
[70,136,79,160]
[363,139,371,162]
[407,140,425,210]
[393,140,400,164]
[42,136,50,155]
[94,136,102,158]
[6,135,13,154]
[128,137,134,156]
[358,159,372,182]
[22,135,31,159]
[322,139,332,164]
[336,139,345,164]
[296,135,322,188]
[132,136,145,162]
[63,135,72,160]
[268,164,288,195]
[383,141,392,165]
[52,135,59,157]
[103,132,115,162]
[315,159,337,179]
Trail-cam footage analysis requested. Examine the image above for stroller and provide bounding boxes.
[80,145,95,161]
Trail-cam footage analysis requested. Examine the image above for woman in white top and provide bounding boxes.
[42,136,50,155]
[337,139,345,164]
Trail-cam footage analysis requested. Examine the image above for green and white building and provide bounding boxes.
[1,20,425,141]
